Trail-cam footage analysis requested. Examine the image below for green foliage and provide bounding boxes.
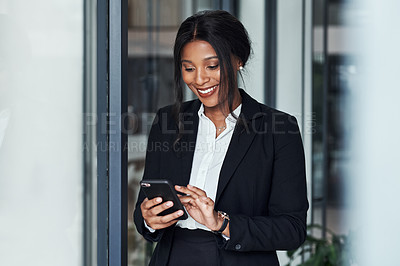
[285,224,355,266]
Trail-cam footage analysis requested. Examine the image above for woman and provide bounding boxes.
[134,10,308,266]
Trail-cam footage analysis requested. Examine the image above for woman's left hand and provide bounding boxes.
[175,185,221,231]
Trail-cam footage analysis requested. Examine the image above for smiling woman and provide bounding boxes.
[133,10,308,266]
[172,10,250,142]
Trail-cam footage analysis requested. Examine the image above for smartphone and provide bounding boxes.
[140,179,188,220]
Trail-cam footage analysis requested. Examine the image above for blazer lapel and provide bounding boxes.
[215,90,263,205]
[175,100,200,186]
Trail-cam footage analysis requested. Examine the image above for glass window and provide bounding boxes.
[312,0,362,237]
[126,1,217,265]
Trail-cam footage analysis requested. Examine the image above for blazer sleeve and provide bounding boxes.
[218,115,308,252]
[133,109,166,242]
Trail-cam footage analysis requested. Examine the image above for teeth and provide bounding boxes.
[198,85,218,94]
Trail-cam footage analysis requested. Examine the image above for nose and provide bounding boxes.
[195,69,210,86]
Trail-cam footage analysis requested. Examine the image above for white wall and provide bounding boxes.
[238,0,265,103]
[0,1,84,265]
[348,1,400,265]
[276,0,304,119]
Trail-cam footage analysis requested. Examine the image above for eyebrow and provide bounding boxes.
[181,56,219,63]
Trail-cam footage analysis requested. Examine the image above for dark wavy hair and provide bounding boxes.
[173,10,251,145]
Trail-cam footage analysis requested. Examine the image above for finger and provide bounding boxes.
[175,186,199,199]
[175,185,192,196]
[179,194,206,207]
[158,209,185,224]
[175,185,203,199]
[179,197,192,204]
[147,209,184,229]
[148,200,175,216]
[187,184,207,197]
[140,197,149,212]
[141,197,149,206]
[142,197,163,210]
[180,200,197,210]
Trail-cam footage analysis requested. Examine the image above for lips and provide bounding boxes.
[197,84,219,97]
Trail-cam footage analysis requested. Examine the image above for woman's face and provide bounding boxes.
[181,40,222,108]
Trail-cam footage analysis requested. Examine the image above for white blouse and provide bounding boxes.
[176,103,241,231]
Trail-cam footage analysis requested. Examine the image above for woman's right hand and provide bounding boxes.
[140,197,184,230]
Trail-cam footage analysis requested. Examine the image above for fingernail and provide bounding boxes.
[155,197,162,203]
[187,184,192,188]
[165,201,173,207]
[175,185,181,189]
[177,210,183,216]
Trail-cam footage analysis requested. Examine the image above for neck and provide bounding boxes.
[204,89,242,125]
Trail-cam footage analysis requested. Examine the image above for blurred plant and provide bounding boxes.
[285,224,355,266]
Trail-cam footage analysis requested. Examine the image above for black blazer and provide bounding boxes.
[134,90,308,266]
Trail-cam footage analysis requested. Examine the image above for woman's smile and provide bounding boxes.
[196,84,219,97]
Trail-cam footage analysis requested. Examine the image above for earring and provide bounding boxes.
[239,66,243,70]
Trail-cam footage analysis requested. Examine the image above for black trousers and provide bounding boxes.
[167,227,219,266]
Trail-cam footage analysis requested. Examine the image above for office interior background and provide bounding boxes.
[1,0,399,265]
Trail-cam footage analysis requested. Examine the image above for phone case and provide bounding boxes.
[140,179,188,220]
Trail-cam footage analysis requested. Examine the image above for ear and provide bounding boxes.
[231,56,243,71]
[236,59,243,71]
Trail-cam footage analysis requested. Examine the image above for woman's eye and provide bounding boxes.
[184,67,194,72]
[208,64,219,70]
